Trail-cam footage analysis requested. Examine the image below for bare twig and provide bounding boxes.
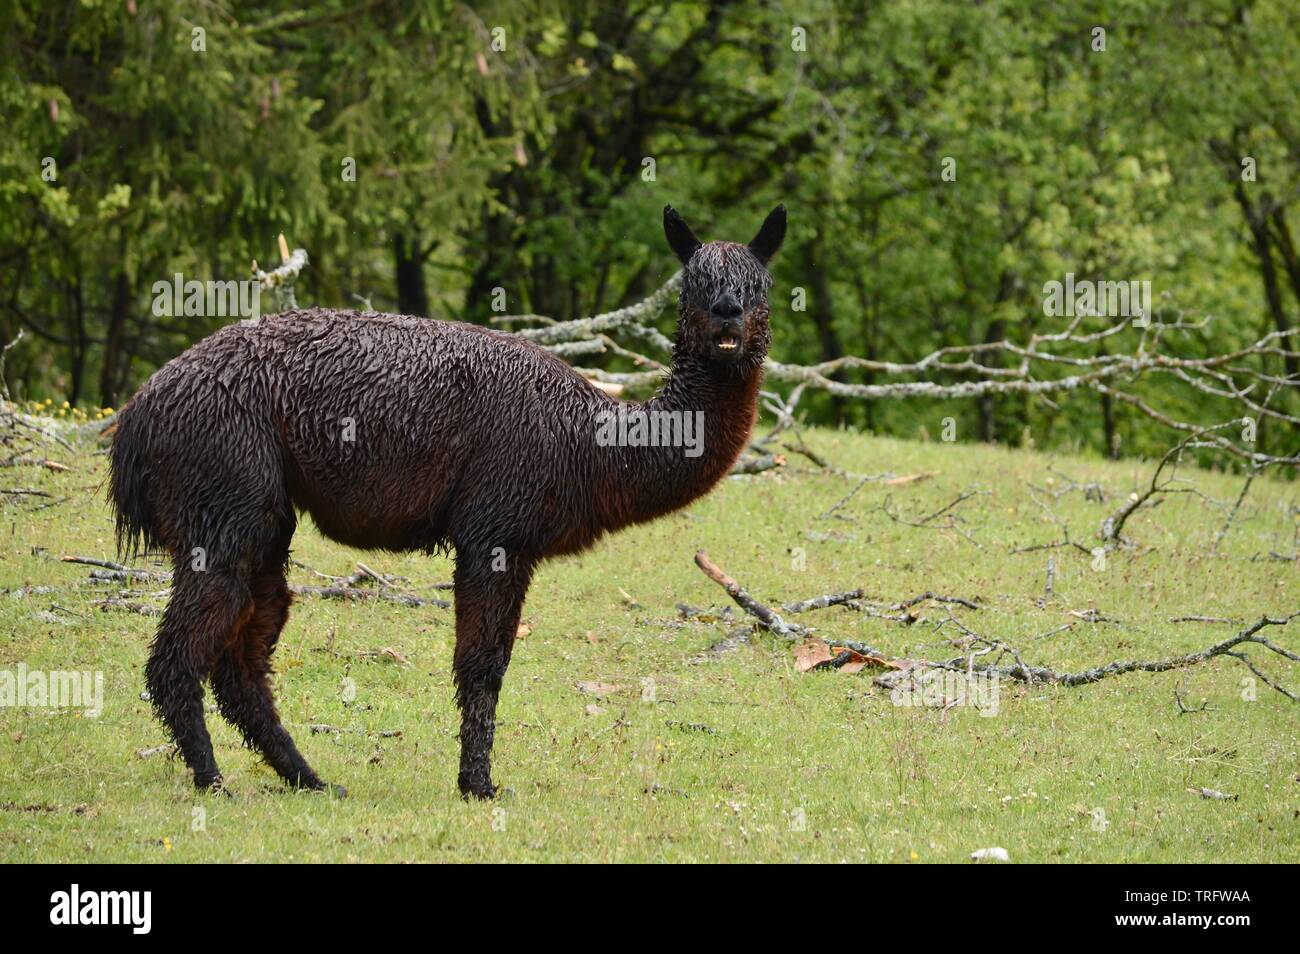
[874,489,989,545]
[817,472,893,521]
[1210,467,1258,556]
[62,555,168,581]
[692,551,805,639]
[287,584,449,609]
[1101,422,1239,548]
[782,589,865,614]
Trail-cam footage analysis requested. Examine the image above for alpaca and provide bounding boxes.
[109,204,786,799]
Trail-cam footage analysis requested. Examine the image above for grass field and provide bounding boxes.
[1,427,1297,863]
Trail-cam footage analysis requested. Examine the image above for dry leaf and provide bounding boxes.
[836,647,900,674]
[584,704,604,716]
[795,638,833,672]
[515,622,531,640]
[576,681,619,697]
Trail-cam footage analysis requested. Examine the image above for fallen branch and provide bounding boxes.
[689,552,1298,699]
[1101,423,1238,548]
[95,597,161,616]
[729,452,785,476]
[692,551,805,639]
[64,555,450,608]
[0,456,69,471]
[874,489,988,545]
[913,613,1300,700]
[62,555,168,581]
[253,236,308,312]
[505,274,1298,467]
[288,584,449,609]
[817,472,893,521]
[782,589,864,614]
[890,591,981,612]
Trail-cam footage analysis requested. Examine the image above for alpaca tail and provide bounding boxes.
[108,395,164,559]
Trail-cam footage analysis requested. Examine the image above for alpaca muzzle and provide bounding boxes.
[709,294,745,361]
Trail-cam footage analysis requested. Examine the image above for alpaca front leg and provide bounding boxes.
[452,555,532,800]
[456,671,503,799]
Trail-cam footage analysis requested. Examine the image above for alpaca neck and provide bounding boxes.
[594,353,762,533]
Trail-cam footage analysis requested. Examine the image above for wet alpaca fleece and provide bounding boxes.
[108,204,786,800]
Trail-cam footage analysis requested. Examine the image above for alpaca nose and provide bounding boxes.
[710,295,743,322]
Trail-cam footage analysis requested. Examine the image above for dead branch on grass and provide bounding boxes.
[873,489,989,545]
[67,556,450,611]
[690,551,1299,698]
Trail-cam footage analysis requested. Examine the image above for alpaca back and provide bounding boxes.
[111,309,615,558]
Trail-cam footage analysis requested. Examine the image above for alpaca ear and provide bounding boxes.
[664,205,702,266]
[748,204,787,265]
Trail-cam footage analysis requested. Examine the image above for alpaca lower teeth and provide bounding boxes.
[719,340,737,350]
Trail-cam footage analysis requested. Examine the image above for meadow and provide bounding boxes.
[1,428,1296,862]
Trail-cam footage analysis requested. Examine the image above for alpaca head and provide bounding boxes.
[664,204,786,374]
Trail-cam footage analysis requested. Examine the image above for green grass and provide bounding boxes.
[1,428,1297,862]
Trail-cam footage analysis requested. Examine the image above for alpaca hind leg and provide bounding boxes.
[146,568,252,791]
[452,553,534,799]
[211,563,341,795]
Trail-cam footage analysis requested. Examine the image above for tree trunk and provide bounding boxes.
[807,231,845,423]
[66,272,87,406]
[100,271,130,408]
[1230,183,1297,379]
[393,233,430,317]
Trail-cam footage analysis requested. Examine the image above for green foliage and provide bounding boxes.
[1,0,1297,459]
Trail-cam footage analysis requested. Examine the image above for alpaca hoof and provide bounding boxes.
[197,776,233,797]
[459,776,497,800]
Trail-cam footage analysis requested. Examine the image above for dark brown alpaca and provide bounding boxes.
[110,205,785,798]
